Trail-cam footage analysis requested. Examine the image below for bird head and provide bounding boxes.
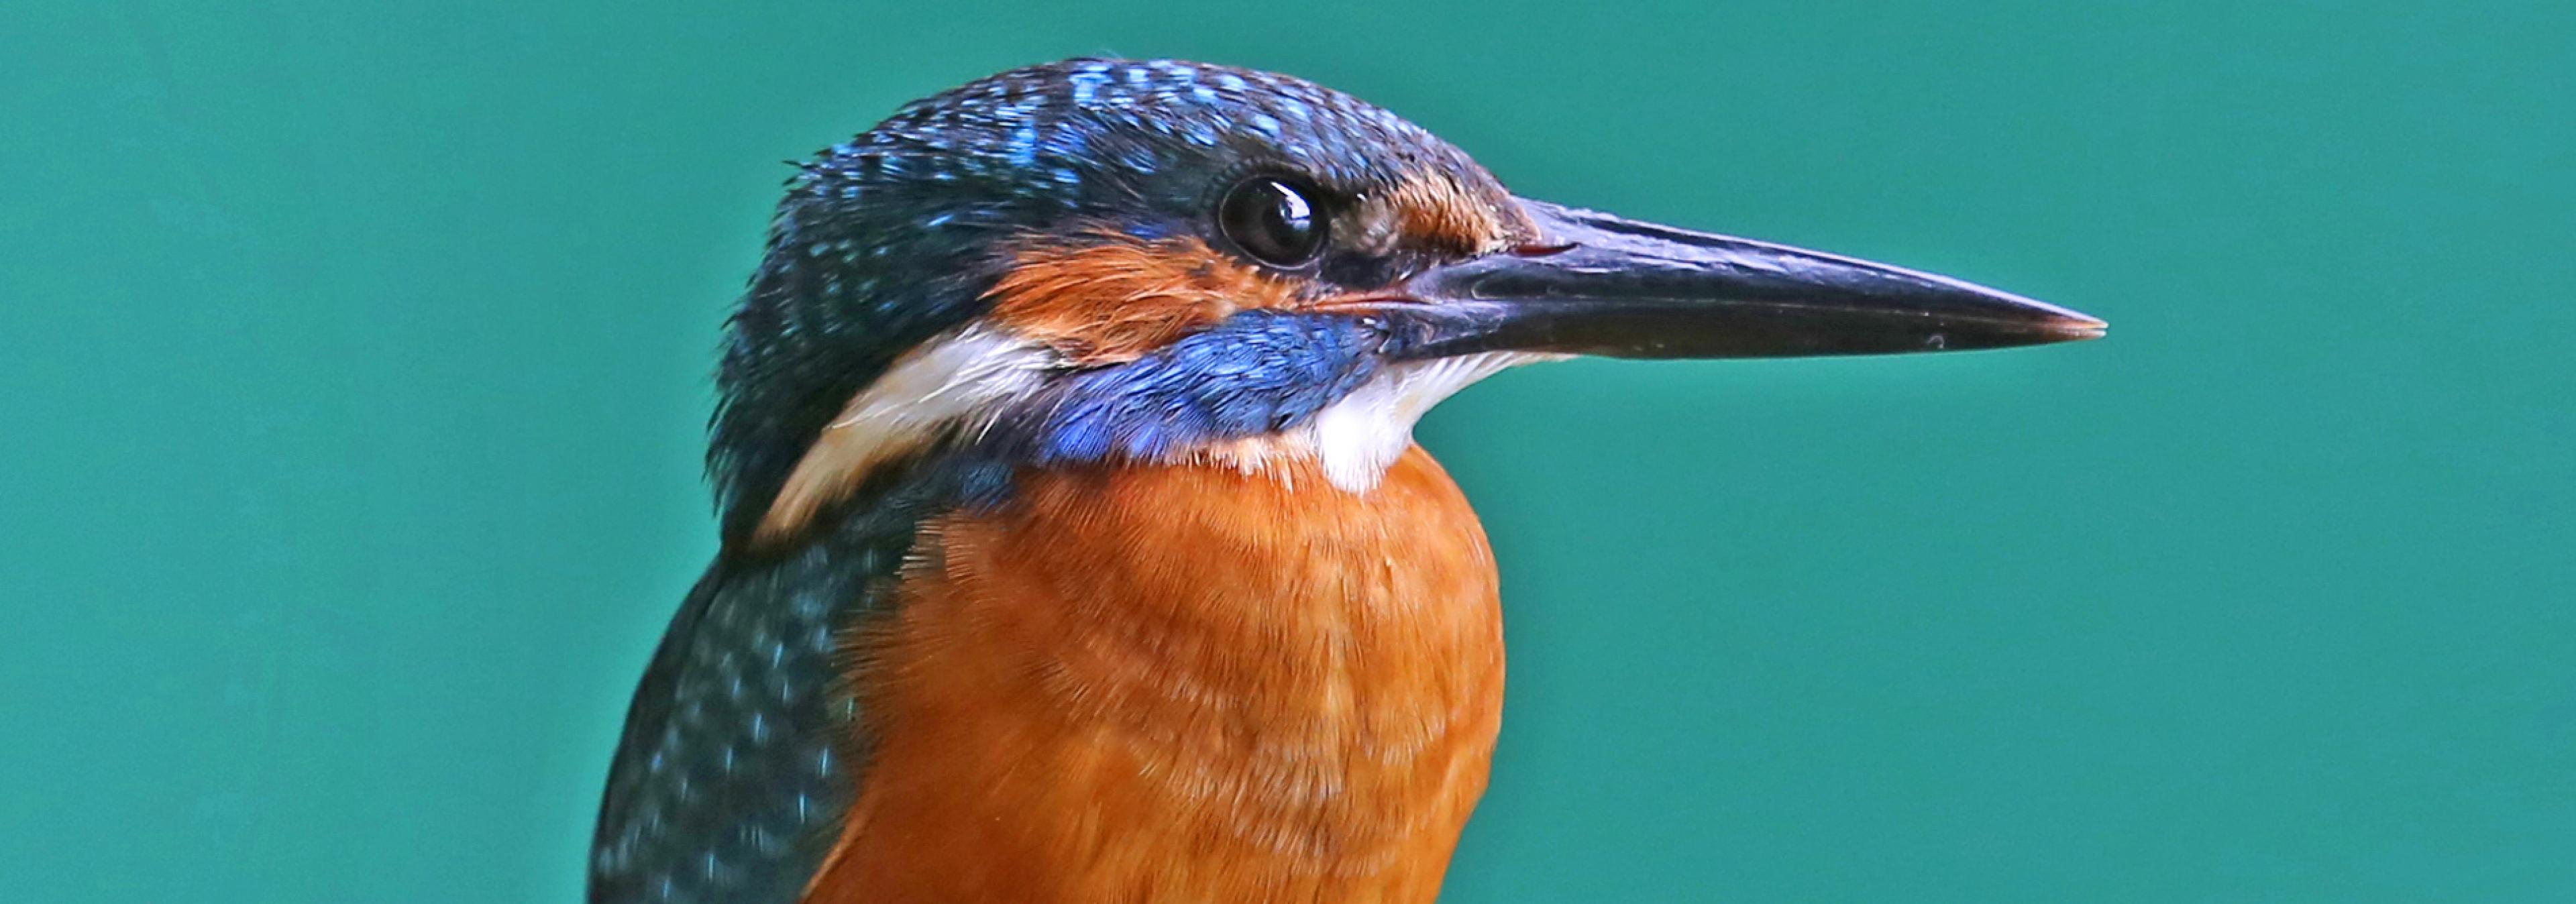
[714,58,2104,551]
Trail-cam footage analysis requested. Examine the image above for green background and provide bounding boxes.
[7,1,2571,901]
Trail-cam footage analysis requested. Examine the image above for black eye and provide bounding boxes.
[1218,176,1326,267]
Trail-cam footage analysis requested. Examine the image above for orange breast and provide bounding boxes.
[803,446,1505,904]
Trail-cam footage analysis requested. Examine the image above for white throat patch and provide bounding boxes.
[1297,352,1544,492]
[1198,351,1548,493]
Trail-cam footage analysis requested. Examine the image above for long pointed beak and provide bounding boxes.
[1389,199,2104,359]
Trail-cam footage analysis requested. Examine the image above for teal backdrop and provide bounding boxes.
[6,2,2571,901]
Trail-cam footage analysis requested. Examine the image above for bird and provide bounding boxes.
[587,57,2104,904]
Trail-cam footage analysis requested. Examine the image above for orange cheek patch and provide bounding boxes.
[987,235,1305,365]
[1385,172,1536,256]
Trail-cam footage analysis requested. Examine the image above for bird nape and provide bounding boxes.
[588,58,2102,904]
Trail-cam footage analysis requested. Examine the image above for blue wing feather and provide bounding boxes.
[588,459,985,903]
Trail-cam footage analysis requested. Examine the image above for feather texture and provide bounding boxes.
[807,446,1503,904]
[590,459,997,904]
[596,447,1501,904]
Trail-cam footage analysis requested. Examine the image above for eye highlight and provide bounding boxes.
[1218,176,1326,268]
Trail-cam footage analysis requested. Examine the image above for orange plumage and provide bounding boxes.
[804,447,1503,904]
[989,235,1301,365]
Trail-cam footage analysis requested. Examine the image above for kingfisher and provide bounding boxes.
[588,58,2102,904]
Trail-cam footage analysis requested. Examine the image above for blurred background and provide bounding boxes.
[6,1,2571,901]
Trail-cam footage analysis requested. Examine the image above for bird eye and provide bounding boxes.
[1218,176,1326,267]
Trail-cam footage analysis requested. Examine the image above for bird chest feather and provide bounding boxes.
[804,446,1505,904]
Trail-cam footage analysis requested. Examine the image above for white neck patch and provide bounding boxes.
[757,325,1054,542]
